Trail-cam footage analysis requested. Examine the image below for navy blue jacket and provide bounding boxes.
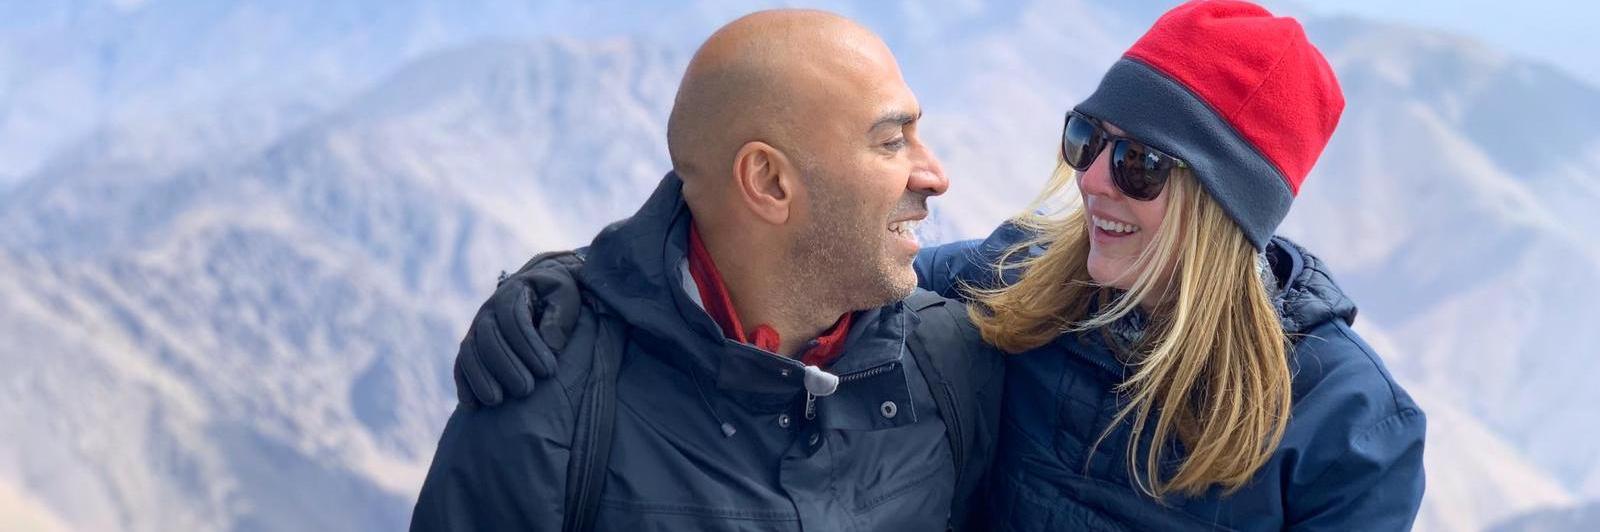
[412,173,995,531]
[915,223,1426,531]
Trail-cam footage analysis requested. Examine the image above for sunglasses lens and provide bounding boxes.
[1109,140,1173,201]
[1062,114,1100,170]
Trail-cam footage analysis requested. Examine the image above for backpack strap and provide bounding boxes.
[557,257,626,532]
[904,289,1003,531]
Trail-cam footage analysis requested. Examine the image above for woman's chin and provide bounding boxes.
[1086,255,1136,291]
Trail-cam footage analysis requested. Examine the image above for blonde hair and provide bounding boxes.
[967,161,1291,498]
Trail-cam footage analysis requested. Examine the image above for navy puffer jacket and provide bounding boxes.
[915,223,1426,531]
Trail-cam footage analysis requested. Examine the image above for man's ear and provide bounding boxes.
[730,140,799,225]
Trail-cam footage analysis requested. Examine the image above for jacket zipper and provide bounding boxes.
[804,362,899,420]
[568,320,617,532]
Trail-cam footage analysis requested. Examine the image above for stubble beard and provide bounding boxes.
[789,180,917,315]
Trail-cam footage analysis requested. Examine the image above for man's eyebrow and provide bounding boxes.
[868,110,921,134]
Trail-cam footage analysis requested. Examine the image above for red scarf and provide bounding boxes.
[686,223,853,368]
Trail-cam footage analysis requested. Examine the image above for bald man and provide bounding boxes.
[410,10,1003,532]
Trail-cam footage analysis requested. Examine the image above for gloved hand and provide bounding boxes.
[454,250,585,408]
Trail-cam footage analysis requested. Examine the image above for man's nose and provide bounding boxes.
[908,139,950,197]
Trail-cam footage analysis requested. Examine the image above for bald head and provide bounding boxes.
[666,10,903,198]
[660,10,947,346]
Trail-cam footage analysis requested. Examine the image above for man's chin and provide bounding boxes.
[888,283,917,302]
[837,270,918,312]
[886,266,920,300]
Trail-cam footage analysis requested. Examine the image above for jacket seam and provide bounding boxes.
[597,499,799,521]
[852,454,953,512]
[1295,407,1424,500]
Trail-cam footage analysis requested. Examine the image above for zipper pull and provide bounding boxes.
[804,392,817,420]
[802,365,839,397]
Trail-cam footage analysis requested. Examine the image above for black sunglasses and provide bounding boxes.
[1061,111,1188,201]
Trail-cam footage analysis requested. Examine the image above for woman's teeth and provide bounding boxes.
[1092,216,1140,235]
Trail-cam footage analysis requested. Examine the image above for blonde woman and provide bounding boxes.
[915,1,1425,529]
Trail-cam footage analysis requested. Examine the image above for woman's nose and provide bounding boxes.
[1077,145,1121,199]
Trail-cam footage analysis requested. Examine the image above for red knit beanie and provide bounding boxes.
[1074,0,1343,249]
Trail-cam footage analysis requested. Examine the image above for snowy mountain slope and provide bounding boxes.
[1356,325,1576,532]
[1,38,682,532]
[0,215,451,531]
[0,477,71,532]
[1281,18,1600,496]
[1492,501,1600,532]
[0,0,999,185]
[1408,384,1576,532]
[0,0,662,184]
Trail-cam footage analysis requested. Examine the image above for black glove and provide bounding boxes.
[454,250,585,408]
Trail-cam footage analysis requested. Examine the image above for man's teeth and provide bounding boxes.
[1092,216,1140,235]
[889,220,920,237]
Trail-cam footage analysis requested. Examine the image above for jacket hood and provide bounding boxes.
[1266,235,1357,335]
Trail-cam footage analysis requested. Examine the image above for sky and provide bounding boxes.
[1310,0,1600,88]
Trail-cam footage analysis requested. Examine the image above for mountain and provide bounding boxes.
[0,0,709,186]
[1491,501,1600,532]
[1355,327,1576,531]
[0,38,681,532]
[1283,16,1600,496]
[0,478,71,532]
